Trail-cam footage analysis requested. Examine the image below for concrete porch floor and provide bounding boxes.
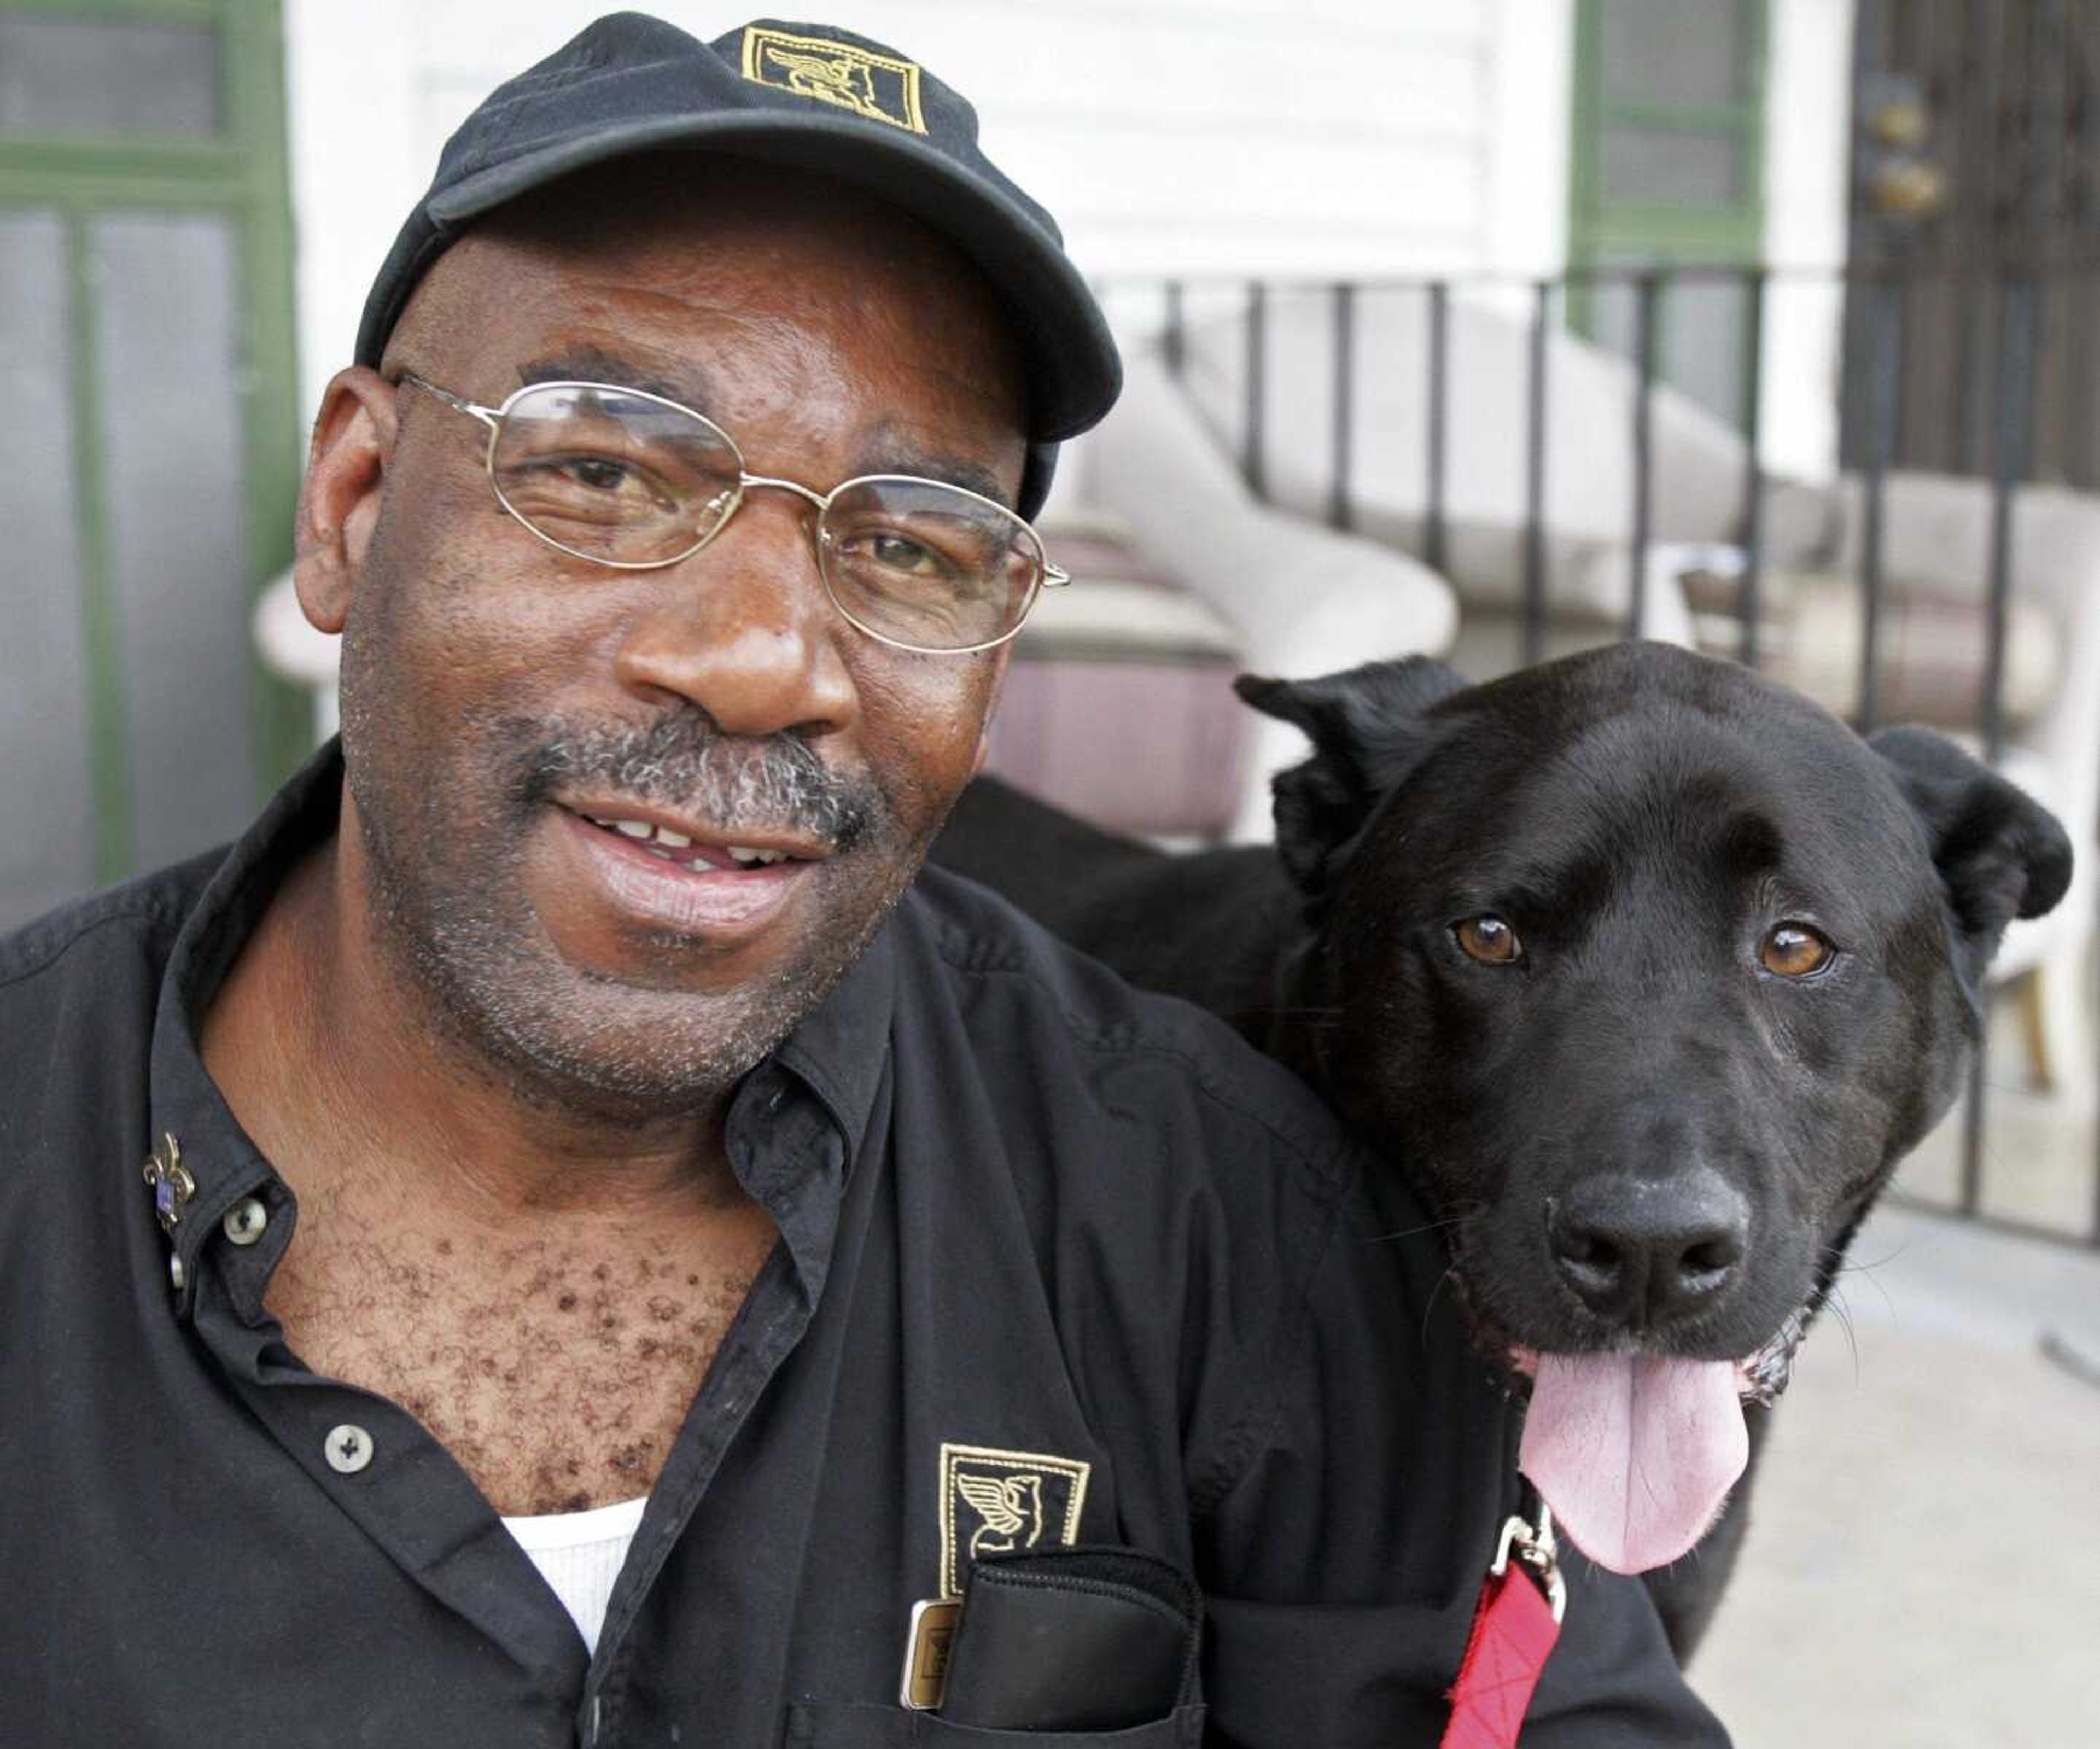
[1688,1197,2100,1746]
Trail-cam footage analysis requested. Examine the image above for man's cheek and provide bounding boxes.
[970,646,1013,776]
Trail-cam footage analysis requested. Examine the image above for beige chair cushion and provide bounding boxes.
[1681,563,2060,732]
[1016,512,1243,664]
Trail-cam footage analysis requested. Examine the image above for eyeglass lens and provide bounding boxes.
[492,384,740,563]
[487,383,1043,651]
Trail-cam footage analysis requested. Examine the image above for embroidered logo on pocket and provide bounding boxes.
[938,1442,1091,1599]
[739,26,928,134]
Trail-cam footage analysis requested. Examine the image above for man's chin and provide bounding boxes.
[420,868,904,1121]
[419,947,824,1121]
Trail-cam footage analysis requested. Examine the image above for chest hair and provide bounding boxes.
[269,1218,768,1514]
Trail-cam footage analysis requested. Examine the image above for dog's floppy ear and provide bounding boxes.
[1870,725,2073,986]
[1235,658,1468,896]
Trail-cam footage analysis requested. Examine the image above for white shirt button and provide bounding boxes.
[222,1197,268,1246]
[325,1424,374,1474]
[167,1252,185,1291]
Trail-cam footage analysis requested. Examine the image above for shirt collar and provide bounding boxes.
[148,740,343,1314]
[770,911,896,1155]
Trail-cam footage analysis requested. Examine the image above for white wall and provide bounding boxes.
[284,0,1574,419]
[1760,0,1855,483]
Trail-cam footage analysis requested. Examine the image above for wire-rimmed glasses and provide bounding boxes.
[398,373,1068,655]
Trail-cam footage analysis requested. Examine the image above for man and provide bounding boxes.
[0,15,1726,1746]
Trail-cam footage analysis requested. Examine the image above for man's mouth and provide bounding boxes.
[552,800,826,938]
[575,807,807,870]
[1503,1310,1807,1578]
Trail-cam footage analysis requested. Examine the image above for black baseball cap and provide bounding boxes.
[356,11,1121,517]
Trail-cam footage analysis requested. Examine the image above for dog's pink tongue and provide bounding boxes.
[1519,1353,1748,1575]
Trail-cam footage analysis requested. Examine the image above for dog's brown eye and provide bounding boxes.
[1455,916,1522,964]
[1761,923,1835,978]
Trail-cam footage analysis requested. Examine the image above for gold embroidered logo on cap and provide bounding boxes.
[937,1442,1090,1600]
[740,26,927,134]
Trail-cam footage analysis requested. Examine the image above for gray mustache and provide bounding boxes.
[518,713,878,849]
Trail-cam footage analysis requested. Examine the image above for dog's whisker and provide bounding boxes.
[1366,1211,1475,1245]
[1822,1287,1863,1382]
[1369,1200,1486,1243]
[1824,1236,1906,1274]
[1420,1262,1461,1349]
[1827,1252,1899,1320]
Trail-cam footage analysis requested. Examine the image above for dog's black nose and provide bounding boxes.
[1548,1172,1749,1329]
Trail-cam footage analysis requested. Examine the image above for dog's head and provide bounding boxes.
[1240,643,2071,1571]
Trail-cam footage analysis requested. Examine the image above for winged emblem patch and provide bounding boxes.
[938,1442,1091,1599]
[739,26,928,134]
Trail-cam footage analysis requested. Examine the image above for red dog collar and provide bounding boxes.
[1441,1505,1567,1749]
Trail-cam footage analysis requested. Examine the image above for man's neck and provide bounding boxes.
[201,824,739,1231]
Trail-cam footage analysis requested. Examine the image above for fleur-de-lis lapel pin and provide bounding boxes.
[142,1132,195,1235]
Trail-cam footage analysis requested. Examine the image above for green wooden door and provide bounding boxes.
[1567,0,1770,430]
[0,0,303,927]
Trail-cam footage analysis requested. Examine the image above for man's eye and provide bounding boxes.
[867,532,953,577]
[563,456,632,492]
[510,452,680,514]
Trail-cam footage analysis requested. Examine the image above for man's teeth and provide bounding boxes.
[584,815,791,866]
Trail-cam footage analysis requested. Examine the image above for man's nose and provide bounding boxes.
[611,490,858,737]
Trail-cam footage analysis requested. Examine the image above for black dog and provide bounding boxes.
[932,642,2071,1660]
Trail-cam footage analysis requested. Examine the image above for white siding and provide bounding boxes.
[284,0,1574,415]
[1760,0,1854,481]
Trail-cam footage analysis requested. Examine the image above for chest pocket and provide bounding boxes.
[784,1700,1206,1746]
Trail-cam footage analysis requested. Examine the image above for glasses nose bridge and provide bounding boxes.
[710,471,835,582]
[740,473,830,515]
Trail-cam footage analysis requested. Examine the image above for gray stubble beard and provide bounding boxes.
[341,690,908,1124]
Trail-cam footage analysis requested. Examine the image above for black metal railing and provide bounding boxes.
[1105,261,2097,1250]
[1134,263,2061,689]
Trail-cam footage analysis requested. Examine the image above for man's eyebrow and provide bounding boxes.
[516,347,715,410]
[857,436,1015,509]
[506,368,1019,506]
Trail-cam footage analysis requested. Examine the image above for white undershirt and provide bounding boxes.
[502,1495,650,1654]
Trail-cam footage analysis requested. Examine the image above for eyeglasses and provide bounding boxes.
[398,374,1069,655]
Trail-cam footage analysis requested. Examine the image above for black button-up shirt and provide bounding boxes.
[0,749,1726,1746]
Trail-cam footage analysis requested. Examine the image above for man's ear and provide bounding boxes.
[1870,725,2074,987]
[294,366,399,635]
[1235,657,1468,898]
